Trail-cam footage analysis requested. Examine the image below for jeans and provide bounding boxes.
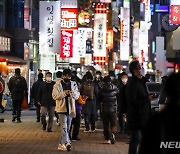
[84,114,96,131]
[58,114,72,145]
[102,112,117,140]
[40,106,55,129]
[129,130,142,154]
[12,99,23,120]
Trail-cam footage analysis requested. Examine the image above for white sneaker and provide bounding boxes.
[111,133,115,144]
[58,144,67,151]
[103,140,111,144]
[66,143,71,151]
[84,129,90,133]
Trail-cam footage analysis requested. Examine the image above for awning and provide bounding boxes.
[0,55,27,65]
[0,29,12,38]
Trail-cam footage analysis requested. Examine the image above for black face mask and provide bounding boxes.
[64,79,70,83]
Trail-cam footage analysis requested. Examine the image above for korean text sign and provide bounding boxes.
[61,8,78,30]
[60,30,73,58]
[39,1,60,54]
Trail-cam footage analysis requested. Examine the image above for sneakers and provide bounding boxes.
[42,125,46,130]
[66,143,71,151]
[103,140,111,144]
[47,128,52,132]
[58,144,67,151]
[91,129,96,133]
[17,119,22,123]
[84,129,90,133]
[110,133,115,144]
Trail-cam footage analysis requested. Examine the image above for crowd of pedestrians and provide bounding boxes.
[0,60,179,153]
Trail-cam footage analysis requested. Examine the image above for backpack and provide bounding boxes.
[83,82,94,99]
[14,77,24,92]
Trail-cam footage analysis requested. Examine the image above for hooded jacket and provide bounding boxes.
[52,79,80,118]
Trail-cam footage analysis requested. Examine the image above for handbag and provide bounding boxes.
[78,95,88,105]
[22,97,28,109]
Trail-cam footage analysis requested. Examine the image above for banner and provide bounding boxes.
[60,30,73,58]
[120,8,130,61]
[39,1,60,54]
[93,14,107,57]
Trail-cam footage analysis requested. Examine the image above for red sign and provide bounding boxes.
[60,30,73,58]
[170,5,180,24]
[61,8,78,30]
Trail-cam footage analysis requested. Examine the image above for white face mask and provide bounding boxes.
[122,78,128,84]
[46,77,52,82]
[96,74,100,79]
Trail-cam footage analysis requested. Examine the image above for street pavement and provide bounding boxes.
[0,110,129,154]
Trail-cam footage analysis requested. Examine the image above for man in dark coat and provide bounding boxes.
[31,73,43,122]
[99,76,119,144]
[139,73,180,154]
[0,72,5,113]
[118,72,128,134]
[8,68,28,122]
[126,60,151,154]
[38,72,55,132]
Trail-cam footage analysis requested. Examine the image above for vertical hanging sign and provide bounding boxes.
[93,3,107,58]
[39,1,60,54]
[60,30,73,58]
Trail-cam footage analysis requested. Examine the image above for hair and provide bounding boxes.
[103,76,111,83]
[129,60,139,75]
[164,73,180,99]
[45,72,52,76]
[38,73,43,80]
[15,68,21,75]
[86,71,93,80]
[120,72,128,78]
[96,71,101,75]
[72,71,77,76]
[63,69,72,76]
[109,70,115,77]
[56,71,62,78]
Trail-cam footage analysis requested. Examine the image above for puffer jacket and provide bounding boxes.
[52,79,80,118]
[99,82,119,113]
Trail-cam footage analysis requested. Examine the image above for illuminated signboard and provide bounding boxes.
[61,8,78,30]
[0,37,10,52]
[78,11,91,27]
[155,4,169,13]
[39,1,60,54]
[120,8,130,61]
[100,0,112,3]
[73,28,92,57]
[60,30,73,58]
[170,5,180,24]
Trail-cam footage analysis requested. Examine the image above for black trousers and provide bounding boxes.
[102,112,117,140]
[36,106,40,120]
[12,99,23,119]
[70,113,81,138]
[0,93,4,111]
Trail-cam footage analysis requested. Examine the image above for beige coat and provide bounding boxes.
[52,79,80,118]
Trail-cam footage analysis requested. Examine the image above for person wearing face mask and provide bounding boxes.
[52,69,80,151]
[125,60,151,154]
[118,72,129,134]
[94,71,103,120]
[37,72,55,132]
